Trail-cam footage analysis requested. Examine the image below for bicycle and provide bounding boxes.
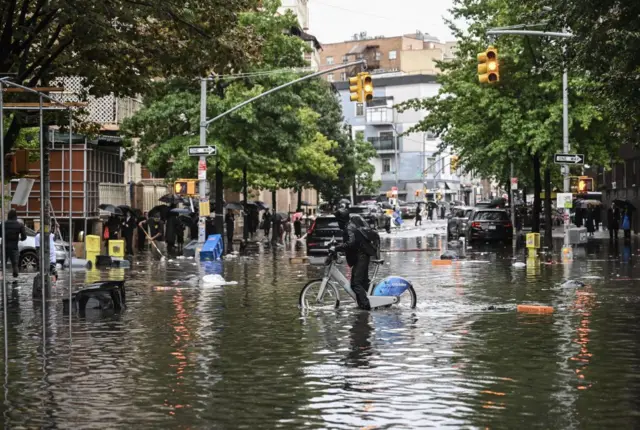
[299,243,417,310]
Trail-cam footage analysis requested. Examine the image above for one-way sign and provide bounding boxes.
[188,145,217,157]
[554,153,584,165]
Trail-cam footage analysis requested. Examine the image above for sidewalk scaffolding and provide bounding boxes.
[0,78,79,368]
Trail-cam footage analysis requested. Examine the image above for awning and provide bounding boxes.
[446,182,461,192]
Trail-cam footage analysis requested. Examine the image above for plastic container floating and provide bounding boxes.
[517,305,554,314]
[432,259,452,266]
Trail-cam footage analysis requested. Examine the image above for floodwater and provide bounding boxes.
[1,230,640,429]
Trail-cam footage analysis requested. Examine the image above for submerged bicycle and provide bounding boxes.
[299,242,417,310]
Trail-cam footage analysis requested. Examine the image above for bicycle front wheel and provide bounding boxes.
[299,279,340,310]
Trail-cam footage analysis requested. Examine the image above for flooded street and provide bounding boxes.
[1,227,640,428]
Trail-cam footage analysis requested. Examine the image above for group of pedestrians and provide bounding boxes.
[606,203,633,241]
[415,203,447,226]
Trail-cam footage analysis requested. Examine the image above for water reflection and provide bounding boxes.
[0,237,638,428]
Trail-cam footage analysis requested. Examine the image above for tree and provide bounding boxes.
[353,132,380,196]
[531,0,640,140]
[396,0,619,237]
[0,0,260,153]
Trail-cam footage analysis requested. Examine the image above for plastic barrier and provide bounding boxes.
[517,305,554,314]
[108,240,125,258]
[200,235,223,261]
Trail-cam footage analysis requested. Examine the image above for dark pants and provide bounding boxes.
[3,248,19,276]
[226,226,234,253]
[264,227,270,238]
[351,255,371,310]
[624,229,631,240]
[610,228,618,240]
[123,233,134,255]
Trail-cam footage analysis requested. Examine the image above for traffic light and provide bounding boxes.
[362,73,373,102]
[349,75,363,102]
[478,46,499,84]
[174,179,197,195]
[578,177,593,193]
[450,155,459,172]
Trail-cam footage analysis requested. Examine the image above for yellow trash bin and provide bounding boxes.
[86,250,100,268]
[108,240,125,258]
[86,235,101,254]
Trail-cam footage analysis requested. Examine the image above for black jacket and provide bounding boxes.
[0,220,27,250]
[335,221,367,267]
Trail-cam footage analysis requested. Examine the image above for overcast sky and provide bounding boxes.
[308,0,455,45]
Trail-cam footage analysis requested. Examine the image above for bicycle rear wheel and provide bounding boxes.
[395,285,417,309]
[299,279,340,310]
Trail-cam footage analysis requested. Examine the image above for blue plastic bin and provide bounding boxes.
[200,235,223,261]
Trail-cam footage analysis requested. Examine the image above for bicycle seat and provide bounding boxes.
[371,259,385,265]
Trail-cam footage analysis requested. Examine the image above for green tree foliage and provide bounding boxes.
[353,132,380,195]
[121,0,346,198]
[531,0,640,139]
[0,0,260,153]
[397,0,618,232]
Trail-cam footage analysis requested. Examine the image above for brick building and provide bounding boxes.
[319,31,456,82]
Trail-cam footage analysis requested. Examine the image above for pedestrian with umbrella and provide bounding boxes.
[607,203,620,241]
[293,212,303,239]
[225,210,235,253]
[622,208,632,241]
[121,208,137,256]
[262,208,272,240]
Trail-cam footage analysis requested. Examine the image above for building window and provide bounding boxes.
[426,157,436,174]
[326,74,334,82]
[382,158,391,173]
[389,50,397,60]
[342,55,349,63]
[375,52,381,61]
[340,72,347,81]
[326,56,334,65]
[379,131,394,140]
[355,103,364,116]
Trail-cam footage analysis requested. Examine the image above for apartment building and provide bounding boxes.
[279,0,322,70]
[319,31,455,82]
[334,74,479,204]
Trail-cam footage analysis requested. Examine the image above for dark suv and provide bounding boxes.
[466,209,513,243]
[348,205,390,232]
[306,215,343,255]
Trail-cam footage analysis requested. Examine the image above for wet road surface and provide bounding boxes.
[1,230,640,428]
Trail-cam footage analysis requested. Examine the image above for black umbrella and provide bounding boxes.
[159,193,181,204]
[118,205,135,216]
[613,199,635,211]
[225,202,244,211]
[247,201,268,210]
[425,201,438,209]
[148,204,170,220]
[273,212,288,222]
[99,204,123,216]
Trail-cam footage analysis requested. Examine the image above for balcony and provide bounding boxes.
[368,136,400,152]
[366,106,395,125]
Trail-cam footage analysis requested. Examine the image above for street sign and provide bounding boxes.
[198,159,207,180]
[557,192,573,209]
[391,186,398,196]
[511,177,518,190]
[554,153,584,165]
[188,145,217,157]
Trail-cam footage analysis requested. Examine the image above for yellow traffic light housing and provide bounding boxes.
[362,73,373,102]
[349,75,362,102]
[174,179,197,195]
[478,46,499,84]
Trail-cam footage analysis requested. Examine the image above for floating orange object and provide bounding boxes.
[517,305,554,314]
[432,259,453,266]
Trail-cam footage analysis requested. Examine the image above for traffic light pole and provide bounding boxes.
[487,27,573,257]
[198,79,208,243]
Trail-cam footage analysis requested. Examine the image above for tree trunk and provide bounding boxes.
[297,187,302,212]
[214,165,224,249]
[532,154,542,233]
[271,189,276,212]
[544,166,553,249]
[352,178,357,205]
[242,166,248,241]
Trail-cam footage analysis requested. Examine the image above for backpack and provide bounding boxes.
[356,225,381,258]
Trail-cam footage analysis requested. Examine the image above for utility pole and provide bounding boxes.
[487,26,573,257]
[198,79,208,243]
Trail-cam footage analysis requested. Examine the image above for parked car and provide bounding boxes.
[306,215,343,255]
[447,206,474,240]
[348,205,390,232]
[399,202,418,219]
[465,209,513,243]
[0,224,70,271]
